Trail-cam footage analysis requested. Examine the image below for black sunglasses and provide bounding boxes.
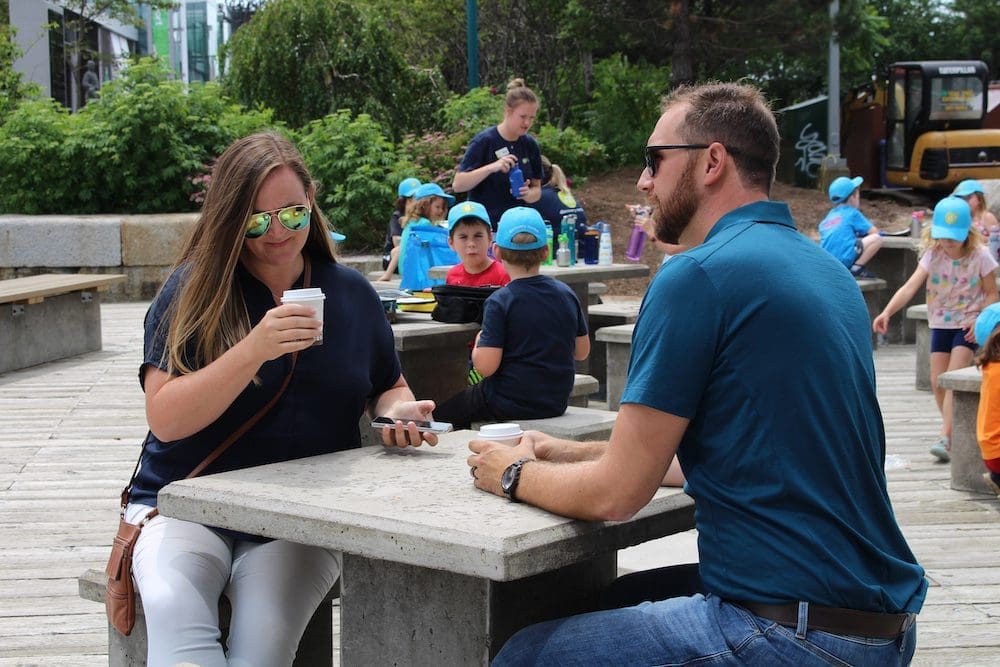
[643,143,742,177]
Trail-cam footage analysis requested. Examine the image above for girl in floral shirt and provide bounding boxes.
[874,196,998,462]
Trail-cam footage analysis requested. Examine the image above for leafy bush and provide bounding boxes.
[534,124,609,183]
[0,99,76,213]
[439,87,504,134]
[0,57,279,215]
[295,110,399,249]
[580,55,671,166]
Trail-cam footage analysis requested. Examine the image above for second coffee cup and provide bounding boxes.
[477,422,524,445]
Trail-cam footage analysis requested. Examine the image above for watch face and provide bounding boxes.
[501,465,517,492]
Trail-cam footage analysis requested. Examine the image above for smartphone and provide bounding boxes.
[371,416,453,434]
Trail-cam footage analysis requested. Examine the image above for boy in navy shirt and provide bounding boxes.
[819,175,883,278]
[434,207,590,428]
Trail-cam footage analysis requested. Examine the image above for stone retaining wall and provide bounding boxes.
[0,214,382,301]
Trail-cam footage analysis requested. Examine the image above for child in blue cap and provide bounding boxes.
[818,176,883,278]
[433,207,590,428]
[874,196,999,461]
[974,302,1000,495]
[377,177,422,281]
[445,201,510,287]
[953,179,998,240]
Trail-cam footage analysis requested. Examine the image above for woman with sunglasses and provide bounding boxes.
[452,77,543,227]
[122,132,438,667]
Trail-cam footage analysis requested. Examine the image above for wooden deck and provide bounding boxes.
[0,302,997,665]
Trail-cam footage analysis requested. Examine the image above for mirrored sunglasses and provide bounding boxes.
[245,205,311,239]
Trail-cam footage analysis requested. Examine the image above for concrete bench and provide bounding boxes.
[78,568,336,666]
[474,405,619,441]
[587,302,641,399]
[569,373,599,408]
[588,281,607,305]
[594,323,635,411]
[0,273,126,373]
[936,367,994,495]
[866,236,920,343]
[906,304,930,391]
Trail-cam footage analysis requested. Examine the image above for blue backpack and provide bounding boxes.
[399,223,459,291]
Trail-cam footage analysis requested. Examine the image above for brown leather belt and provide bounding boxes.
[733,600,912,639]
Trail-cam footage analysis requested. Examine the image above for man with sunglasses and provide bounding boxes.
[471,82,926,666]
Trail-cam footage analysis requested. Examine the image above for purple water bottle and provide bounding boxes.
[508,162,524,199]
[625,222,647,261]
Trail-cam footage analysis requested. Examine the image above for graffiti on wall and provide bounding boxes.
[794,122,827,179]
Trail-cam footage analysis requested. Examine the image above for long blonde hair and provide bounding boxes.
[918,223,984,255]
[401,196,445,226]
[161,132,335,376]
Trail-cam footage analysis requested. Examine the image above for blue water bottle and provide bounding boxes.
[508,162,525,199]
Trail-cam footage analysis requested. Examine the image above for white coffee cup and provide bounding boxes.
[280,287,325,345]
[477,422,524,445]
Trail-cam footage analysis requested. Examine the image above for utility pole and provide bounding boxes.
[466,0,479,90]
[819,0,850,191]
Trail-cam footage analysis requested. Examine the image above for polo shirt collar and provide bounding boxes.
[705,200,794,242]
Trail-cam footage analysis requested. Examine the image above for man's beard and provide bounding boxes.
[653,157,699,245]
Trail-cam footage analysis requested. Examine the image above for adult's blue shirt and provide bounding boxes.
[130,259,401,508]
[622,200,927,614]
[458,126,542,228]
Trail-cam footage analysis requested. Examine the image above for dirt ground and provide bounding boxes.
[575,165,919,297]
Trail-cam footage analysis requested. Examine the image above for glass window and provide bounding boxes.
[928,76,983,121]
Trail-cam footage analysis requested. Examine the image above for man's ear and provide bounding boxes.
[703,142,728,186]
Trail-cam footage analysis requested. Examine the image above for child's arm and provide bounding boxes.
[471,331,502,377]
[873,267,928,334]
[574,334,591,361]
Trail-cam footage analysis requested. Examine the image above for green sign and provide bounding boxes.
[152,9,170,57]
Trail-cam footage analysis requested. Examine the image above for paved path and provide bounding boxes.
[0,302,997,665]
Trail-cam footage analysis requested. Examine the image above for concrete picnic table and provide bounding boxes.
[158,429,695,665]
[388,310,479,406]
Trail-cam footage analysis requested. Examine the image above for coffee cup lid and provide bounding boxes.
[478,423,523,439]
[281,287,325,302]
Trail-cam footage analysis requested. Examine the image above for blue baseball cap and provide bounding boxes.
[495,207,548,250]
[397,177,421,198]
[931,196,972,242]
[953,179,985,198]
[828,176,864,204]
[413,182,455,206]
[976,302,1000,347]
[447,201,492,231]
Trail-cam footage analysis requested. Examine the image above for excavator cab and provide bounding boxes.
[884,60,1000,190]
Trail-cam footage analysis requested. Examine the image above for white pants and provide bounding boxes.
[126,503,341,667]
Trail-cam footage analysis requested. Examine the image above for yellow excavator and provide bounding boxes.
[843,60,1000,191]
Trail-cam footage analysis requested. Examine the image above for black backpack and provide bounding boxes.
[430,284,501,324]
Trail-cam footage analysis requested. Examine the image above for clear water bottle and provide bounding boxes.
[598,221,613,265]
[556,233,571,266]
[508,162,524,199]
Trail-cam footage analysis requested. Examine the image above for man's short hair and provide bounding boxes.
[662,82,779,195]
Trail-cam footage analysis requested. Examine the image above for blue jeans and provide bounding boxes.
[492,594,916,666]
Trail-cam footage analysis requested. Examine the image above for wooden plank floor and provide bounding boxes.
[1,302,997,665]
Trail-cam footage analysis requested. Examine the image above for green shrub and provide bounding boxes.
[296,110,399,250]
[534,124,609,183]
[0,99,76,214]
[581,55,671,166]
[439,87,504,134]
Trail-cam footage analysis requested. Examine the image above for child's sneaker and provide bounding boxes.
[984,472,1000,496]
[929,436,951,462]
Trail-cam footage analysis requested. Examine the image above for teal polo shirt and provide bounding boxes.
[622,201,927,614]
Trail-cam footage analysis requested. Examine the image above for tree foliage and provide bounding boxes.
[221,0,445,135]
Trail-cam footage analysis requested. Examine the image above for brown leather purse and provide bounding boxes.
[105,263,310,636]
